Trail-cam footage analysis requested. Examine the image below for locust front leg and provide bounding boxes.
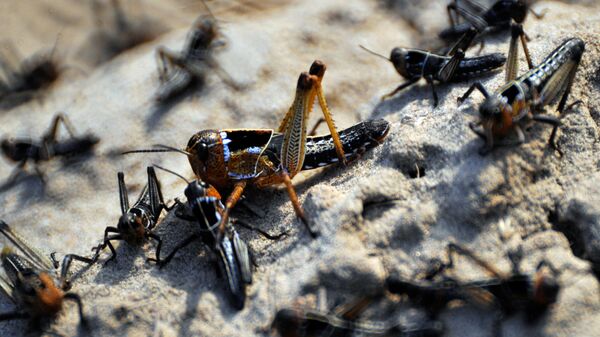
[216,181,247,244]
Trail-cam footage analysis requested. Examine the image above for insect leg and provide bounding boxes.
[232,219,287,240]
[232,230,252,284]
[216,181,247,244]
[381,78,419,101]
[308,118,325,136]
[0,311,30,321]
[43,113,78,143]
[117,172,129,215]
[425,75,440,107]
[2,160,27,188]
[447,243,505,278]
[147,233,201,267]
[446,2,459,26]
[278,72,314,176]
[146,166,166,215]
[557,66,580,114]
[207,58,243,91]
[146,232,164,263]
[457,82,490,104]
[452,2,488,31]
[280,169,317,237]
[468,121,487,140]
[60,254,95,290]
[310,61,347,164]
[95,233,123,263]
[445,26,477,56]
[529,7,547,19]
[63,292,87,326]
[531,114,562,154]
[156,47,179,82]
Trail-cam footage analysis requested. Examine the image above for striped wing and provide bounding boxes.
[0,221,55,272]
[539,59,577,106]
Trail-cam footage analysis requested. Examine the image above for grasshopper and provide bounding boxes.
[0,221,92,325]
[126,60,390,241]
[146,166,284,310]
[362,27,506,107]
[458,24,585,154]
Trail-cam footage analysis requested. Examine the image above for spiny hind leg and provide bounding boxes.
[310,60,346,164]
[44,113,77,142]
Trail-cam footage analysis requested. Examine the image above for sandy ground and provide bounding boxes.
[1,0,600,336]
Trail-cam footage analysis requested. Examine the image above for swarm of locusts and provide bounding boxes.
[0,0,590,336]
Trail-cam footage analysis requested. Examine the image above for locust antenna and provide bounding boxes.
[153,164,190,184]
[122,144,191,156]
[359,45,390,62]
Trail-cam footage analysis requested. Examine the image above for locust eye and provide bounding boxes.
[195,142,209,161]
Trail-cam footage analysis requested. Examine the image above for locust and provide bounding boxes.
[90,167,171,263]
[458,24,585,154]
[125,60,390,242]
[361,27,506,107]
[0,113,99,187]
[439,0,545,50]
[147,166,284,310]
[0,221,92,326]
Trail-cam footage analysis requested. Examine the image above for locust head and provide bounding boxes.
[117,212,146,243]
[390,47,411,79]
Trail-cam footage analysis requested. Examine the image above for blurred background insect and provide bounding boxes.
[0,40,62,109]
[77,0,166,67]
[459,26,585,154]
[0,113,99,189]
[0,221,89,326]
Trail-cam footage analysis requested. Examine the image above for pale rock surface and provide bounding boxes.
[1,1,600,336]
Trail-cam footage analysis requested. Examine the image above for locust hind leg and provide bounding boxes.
[117,172,130,215]
[43,113,78,143]
[155,47,180,82]
[557,65,581,114]
[446,243,505,278]
[310,60,347,165]
[458,82,490,104]
[506,24,533,83]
